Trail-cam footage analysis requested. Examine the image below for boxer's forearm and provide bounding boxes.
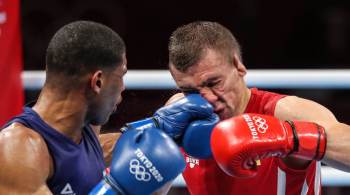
[322,122,350,172]
[99,133,121,166]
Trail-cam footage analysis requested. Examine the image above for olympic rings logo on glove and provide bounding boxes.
[252,116,269,134]
[129,159,152,182]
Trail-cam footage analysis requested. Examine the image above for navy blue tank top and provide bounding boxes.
[4,107,106,195]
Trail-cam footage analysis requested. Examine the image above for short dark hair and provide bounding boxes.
[45,20,125,87]
[168,21,241,72]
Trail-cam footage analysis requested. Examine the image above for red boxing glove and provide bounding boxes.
[210,113,327,178]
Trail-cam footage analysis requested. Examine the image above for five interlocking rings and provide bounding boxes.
[129,159,152,182]
[252,116,269,133]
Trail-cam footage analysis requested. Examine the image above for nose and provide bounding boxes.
[199,88,218,105]
[121,79,126,92]
[117,81,125,104]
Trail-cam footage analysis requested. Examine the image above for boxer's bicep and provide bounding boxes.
[99,132,121,166]
[275,96,338,127]
[275,96,339,169]
[275,96,350,171]
[0,126,52,194]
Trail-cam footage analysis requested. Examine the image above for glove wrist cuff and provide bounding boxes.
[121,118,158,132]
[104,174,126,195]
[287,121,327,161]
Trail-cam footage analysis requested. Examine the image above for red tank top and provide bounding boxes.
[182,88,321,195]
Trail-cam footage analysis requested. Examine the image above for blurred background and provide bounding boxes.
[1,0,350,194]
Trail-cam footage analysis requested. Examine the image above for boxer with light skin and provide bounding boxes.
[164,21,350,195]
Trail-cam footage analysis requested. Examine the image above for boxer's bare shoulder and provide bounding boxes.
[0,123,52,194]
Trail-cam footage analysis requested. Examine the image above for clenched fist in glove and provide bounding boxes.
[210,113,326,178]
[121,93,219,159]
[89,128,185,195]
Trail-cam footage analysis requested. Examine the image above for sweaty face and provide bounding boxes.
[91,55,127,125]
[104,60,127,114]
[170,49,250,120]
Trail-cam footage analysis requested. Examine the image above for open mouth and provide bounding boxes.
[215,108,230,120]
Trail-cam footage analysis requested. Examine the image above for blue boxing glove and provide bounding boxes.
[89,128,185,195]
[182,114,220,159]
[121,94,214,139]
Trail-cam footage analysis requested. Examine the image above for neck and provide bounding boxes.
[237,85,251,115]
[32,86,87,143]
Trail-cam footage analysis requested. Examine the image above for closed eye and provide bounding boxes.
[206,81,220,88]
[183,89,200,94]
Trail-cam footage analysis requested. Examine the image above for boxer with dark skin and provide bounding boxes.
[0,21,126,194]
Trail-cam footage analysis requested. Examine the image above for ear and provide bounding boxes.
[232,53,247,77]
[90,70,103,94]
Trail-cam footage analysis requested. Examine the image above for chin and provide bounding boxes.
[218,113,229,120]
[91,115,110,126]
[90,120,104,126]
